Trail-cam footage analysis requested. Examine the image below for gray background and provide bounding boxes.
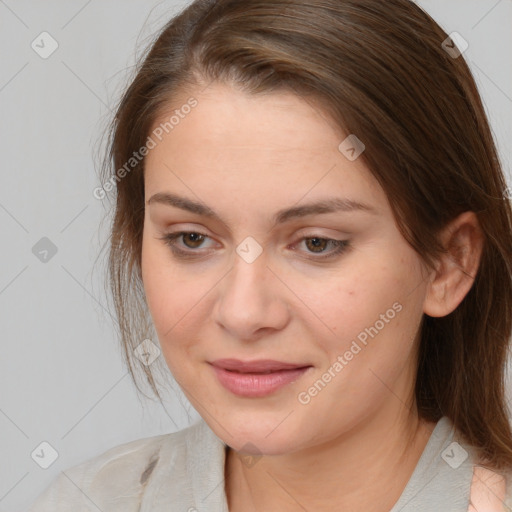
[0,1,511,510]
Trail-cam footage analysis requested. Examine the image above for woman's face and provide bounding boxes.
[141,81,432,454]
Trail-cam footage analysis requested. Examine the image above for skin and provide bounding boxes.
[141,81,484,511]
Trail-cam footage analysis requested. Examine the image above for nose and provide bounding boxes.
[213,247,291,341]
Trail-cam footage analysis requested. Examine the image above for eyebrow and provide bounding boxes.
[147,192,378,226]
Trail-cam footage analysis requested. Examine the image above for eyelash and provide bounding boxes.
[157,231,350,261]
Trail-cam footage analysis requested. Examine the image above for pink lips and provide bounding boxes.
[210,359,312,397]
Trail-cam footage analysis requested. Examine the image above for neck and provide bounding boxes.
[225,407,437,512]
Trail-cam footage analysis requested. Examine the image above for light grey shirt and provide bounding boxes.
[28,415,511,511]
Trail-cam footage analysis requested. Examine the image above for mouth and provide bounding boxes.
[210,358,312,373]
[208,359,313,397]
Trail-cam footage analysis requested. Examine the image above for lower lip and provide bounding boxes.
[211,365,311,397]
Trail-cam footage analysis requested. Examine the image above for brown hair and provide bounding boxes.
[97,0,512,472]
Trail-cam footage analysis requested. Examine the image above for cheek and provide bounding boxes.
[308,248,424,370]
[141,236,215,376]
[300,262,402,341]
[141,237,190,342]
[141,238,168,327]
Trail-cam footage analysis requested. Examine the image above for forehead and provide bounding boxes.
[143,82,387,219]
[148,82,343,156]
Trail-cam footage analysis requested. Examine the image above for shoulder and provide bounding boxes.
[468,465,512,512]
[28,421,206,512]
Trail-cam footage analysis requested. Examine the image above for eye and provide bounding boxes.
[292,236,350,260]
[157,231,213,257]
[158,230,350,261]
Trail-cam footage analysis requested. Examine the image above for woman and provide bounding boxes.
[29,0,512,510]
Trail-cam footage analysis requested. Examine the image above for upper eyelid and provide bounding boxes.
[162,223,350,239]
[163,233,350,264]
[165,230,345,249]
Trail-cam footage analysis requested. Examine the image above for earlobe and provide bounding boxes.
[423,211,484,318]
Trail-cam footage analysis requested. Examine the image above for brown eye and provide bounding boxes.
[304,237,329,253]
[158,231,349,262]
[157,231,213,258]
[181,232,206,249]
[294,236,350,260]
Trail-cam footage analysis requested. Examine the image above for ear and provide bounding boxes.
[423,211,484,318]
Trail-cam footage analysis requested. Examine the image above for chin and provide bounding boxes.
[211,413,308,456]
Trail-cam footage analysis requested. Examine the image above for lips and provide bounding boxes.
[210,358,311,373]
[210,360,313,397]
